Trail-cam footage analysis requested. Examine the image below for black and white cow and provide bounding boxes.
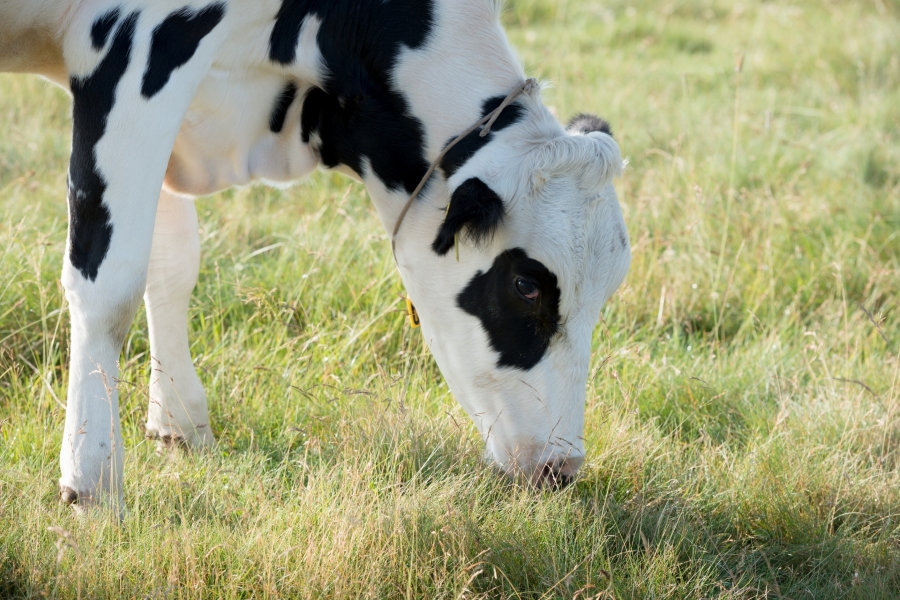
[0,0,630,509]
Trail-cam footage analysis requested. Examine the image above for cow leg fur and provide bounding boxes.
[144,190,214,450]
[59,15,223,511]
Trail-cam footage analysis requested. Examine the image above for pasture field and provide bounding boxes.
[1,0,899,597]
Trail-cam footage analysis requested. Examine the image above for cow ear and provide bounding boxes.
[567,113,613,138]
[432,177,505,256]
[530,130,622,193]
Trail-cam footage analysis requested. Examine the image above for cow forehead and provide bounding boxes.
[494,183,627,312]
[499,183,593,261]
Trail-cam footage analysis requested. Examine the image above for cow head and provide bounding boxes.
[391,101,630,486]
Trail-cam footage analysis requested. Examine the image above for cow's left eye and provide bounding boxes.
[515,278,540,302]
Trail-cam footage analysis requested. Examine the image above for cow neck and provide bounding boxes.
[390,78,537,260]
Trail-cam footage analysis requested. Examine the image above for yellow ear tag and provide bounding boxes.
[406,298,421,328]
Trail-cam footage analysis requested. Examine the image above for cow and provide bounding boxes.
[0,0,630,511]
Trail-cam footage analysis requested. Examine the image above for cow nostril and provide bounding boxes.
[537,463,574,490]
[540,462,553,480]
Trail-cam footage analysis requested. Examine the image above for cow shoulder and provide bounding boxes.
[283,0,436,192]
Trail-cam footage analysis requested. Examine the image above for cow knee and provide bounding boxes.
[62,266,144,345]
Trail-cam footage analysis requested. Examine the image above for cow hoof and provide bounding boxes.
[156,433,188,451]
[60,486,80,505]
[146,427,216,454]
[59,486,104,516]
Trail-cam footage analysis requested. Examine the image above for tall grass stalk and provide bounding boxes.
[2,0,899,598]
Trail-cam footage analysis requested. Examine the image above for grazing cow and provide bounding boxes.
[0,0,630,509]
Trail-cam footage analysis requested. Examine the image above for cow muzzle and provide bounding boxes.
[486,438,585,489]
[531,455,583,489]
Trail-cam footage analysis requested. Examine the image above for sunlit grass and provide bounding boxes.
[2,0,899,597]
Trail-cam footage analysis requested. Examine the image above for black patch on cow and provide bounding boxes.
[457,248,561,370]
[432,177,505,256]
[141,2,225,99]
[566,113,613,138]
[440,96,525,178]
[279,0,433,193]
[269,82,297,133]
[268,0,310,65]
[90,8,120,50]
[68,12,139,281]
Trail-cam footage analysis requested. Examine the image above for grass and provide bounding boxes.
[1,0,899,597]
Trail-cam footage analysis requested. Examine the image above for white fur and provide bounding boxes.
[2,0,630,505]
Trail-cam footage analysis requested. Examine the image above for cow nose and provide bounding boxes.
[532,456,583,489]
[538,464,573,489]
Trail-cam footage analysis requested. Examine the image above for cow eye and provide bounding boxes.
[515,278,540,302]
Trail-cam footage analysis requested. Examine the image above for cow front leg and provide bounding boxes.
[144,190,214,449]
[58,7,225,510]
[59,189,155,512]
[59,272,141,512]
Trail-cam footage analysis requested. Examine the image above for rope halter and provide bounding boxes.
[390,78,538,254]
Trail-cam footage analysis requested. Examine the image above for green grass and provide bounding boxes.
[2,0,899,597]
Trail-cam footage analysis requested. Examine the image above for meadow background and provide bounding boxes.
[1,0,899,597]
